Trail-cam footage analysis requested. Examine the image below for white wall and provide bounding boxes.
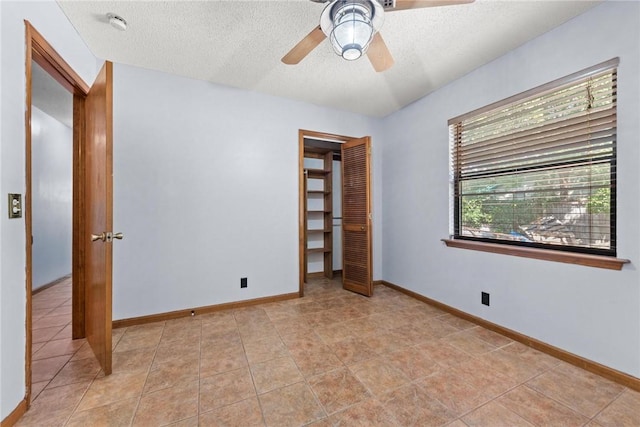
[31,107,72,290]
[381,1,640,378]
[112,64,381,320]
[0,0,97,419]
[0,3,4,414]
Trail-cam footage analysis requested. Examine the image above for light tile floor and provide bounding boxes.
[18,276,640,426]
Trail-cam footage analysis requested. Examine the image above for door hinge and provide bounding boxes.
[369,213,372,220]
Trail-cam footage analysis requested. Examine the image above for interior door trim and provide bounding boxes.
[24,21,89,408]
[298,129,356,297]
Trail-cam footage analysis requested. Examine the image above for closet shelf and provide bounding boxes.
[304,148,334,280]
[307,169,331,179]
[305,168,331,174]
[307,247,331,254]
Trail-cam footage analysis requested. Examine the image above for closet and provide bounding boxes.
[303,143,341,280]
[299,130,372,297]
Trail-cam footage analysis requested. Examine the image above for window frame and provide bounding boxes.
[448,58,621,260]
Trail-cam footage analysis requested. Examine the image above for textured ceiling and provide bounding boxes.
[56,0,601,117]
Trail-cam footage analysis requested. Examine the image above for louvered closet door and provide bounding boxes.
[341,137,373,296]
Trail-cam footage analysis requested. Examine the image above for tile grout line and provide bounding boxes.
[128,321,165,426]
[61,364,102,426]
[575,383,627,424]
[31,288,75,403]
[197,317,203,424]
[523,360,630,421]
[232,309,265,424]
[30,279,94,426]
[441,356,558,423]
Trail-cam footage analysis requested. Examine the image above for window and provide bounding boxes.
[449,59,618,256]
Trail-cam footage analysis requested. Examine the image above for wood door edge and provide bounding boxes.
[298,130,305,296]
[72,94,86,339]
[24,23,34,407]
[84,61,114,376]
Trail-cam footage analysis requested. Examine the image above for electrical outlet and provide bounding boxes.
[241,277,247,288]
[8,194,22,219]
[481,292,490,306]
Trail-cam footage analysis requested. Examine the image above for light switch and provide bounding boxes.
[8,194,22,219]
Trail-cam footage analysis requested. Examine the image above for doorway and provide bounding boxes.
[24,21,115,407]
[29,59,75,398]
[25,22,89,407]
[30,59,74,299]
[298,129,373,297]
[303,138,343,282]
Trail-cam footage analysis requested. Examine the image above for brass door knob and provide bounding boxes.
[91,232,106,242]
[113,232,124,240]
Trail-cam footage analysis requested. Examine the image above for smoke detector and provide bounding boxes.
[107,13,127,31]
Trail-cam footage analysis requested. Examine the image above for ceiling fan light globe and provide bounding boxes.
[321,0,384,60]
[329,11,373,58]
[342,45,363,60]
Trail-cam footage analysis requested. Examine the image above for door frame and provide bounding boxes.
[24,21,90,407]
[298,129,355,297]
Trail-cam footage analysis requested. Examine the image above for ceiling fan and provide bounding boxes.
[282,0,475,72]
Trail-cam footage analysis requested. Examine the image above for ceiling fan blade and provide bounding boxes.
[367,33,394,72]
[389,0,475,11]
[282,26,326,65]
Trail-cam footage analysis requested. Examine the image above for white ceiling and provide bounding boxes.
[56,0,601,117]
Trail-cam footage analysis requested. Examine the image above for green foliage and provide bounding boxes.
[587,187,610,214]
[461,198,492,227]
[460,163,611,240]
[463,196,540,234]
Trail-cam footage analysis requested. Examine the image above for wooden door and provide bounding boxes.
[341,137,373,296]
[303,170,308,281]
[84,61,113,374]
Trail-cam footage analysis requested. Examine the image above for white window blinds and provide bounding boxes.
[449,58,618,255]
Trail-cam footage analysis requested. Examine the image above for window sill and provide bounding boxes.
[441,239,630,271]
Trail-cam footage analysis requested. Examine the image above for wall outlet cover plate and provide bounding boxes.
[481,292,490,306]
[8,193,22,219]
